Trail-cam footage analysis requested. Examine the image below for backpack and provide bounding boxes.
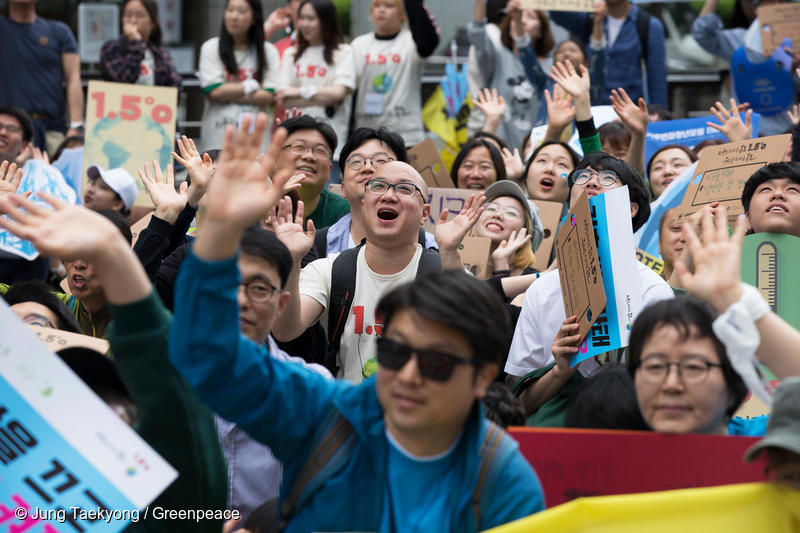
[326,239,441,372]
[279,412,511,531]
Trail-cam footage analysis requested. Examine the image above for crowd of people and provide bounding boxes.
[2,0,800,531]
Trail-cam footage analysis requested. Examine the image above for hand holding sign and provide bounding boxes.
[553,315,583,372]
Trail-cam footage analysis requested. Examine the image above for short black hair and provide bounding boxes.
[377,270,511,368]
[741,162,800,213]
[483,382,525,428]
[338,127,408,173]
[568,152,651,232]
[626,297,748,418]
[241,225,293,287]
[471,131,509,152]
[646,104,672,122]
[278,115,338,155]
[450,138,507,186]
[98,210,132,245]
[0,106,34,143]
[598,121,632,153]
[3,280,81,333]
[565,365,649,430]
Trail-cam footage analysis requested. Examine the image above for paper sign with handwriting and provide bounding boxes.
[532,200,563,272]
[28,325,110,355]
[84,81,178,208]
[521,0,593,11]
[0,299,176,532]
[759,3,800,56]
[555,191,606,345]
[422,187,474,233]
[459,236,492,278]
[408,139,456,189]
[677,135,791,223]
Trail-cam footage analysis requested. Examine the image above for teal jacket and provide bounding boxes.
[169,249,545,532]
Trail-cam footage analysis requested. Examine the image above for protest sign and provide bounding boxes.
[676,135,791,223]
[408,139,456,189]
[422,187,474,233]
[759,3,800,56]
[508,427,765,507]
[636,248,664,276]
[531,200,563,272]
[28,326,110,356]
[740,233,800,327]
[521,0,593,11]
[0,300,176,532]
[84,81,178,208]
[459,236,492,278]
[486,482,799,533]
[0,161,77,260]
[644,114,760,170]
[554,192,606,347]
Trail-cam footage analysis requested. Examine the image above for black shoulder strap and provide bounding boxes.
[635,7,650,60]
[472,421,505,531]
[417,227,427,248]
[327,244,363,354]
[314,226,329,258]
[415,247,442,279]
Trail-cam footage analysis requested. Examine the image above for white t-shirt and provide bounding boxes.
[300,245,424,383]
[137,48,155,85]
[351,29,425,146]
[607,15,626,48]
[505,260,674,378]
[199,37,280,152]
[278,44,356,160]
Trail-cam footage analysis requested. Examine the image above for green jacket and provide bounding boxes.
[107,291,228,532]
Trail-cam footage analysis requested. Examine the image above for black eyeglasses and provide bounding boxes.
[571,169,618,186]
[365,179,424,200]
[376,337,480,382]
[238,279,280,303]
[345,153,395,170]
[638,357,723,386]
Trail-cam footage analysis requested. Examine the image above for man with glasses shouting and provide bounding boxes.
[168,113,545,530]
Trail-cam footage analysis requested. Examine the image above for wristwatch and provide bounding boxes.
[69,121,85,130]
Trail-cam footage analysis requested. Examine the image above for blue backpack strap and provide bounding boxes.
[279,409,356,529]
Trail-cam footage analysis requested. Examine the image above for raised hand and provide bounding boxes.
[263,5,291,38]
[787,103,800,127]
[491,228,531,270]
[139,160,188,224]
[0,161,24,199]
[434,193,485,252]
[610,87,648,136]
[544,85,576,132]
[707,98,753,142]
[473,88,507,123]
[550,61,590,103]
[172,135,213,207]
[270,196,315,262]
[674,206,746,313]
[501,147,525,182]
[274,107,303,128]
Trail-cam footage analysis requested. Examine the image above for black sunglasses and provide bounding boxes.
[376,337,480,382]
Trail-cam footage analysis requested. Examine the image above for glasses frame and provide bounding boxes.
[365,179,425,200]
[376,337,481,382]
[281,142,332,161]
[0,123,23,135]
[483,202,523,221]
[238,279,280,303]
[345,153,395,170]
[637,358,723,386]
[571,169,618,187]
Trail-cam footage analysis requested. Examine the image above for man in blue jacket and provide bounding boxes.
[550,0,668,107]
[168,113,545,532]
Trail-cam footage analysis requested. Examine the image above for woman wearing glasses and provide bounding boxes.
[198,0,280,151]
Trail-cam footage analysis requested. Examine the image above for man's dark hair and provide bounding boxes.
[741,162,800,213]
[471,131,508,152]
[450,138,507,185]
[646,104,672,122]
[568,152,651,232]
[565,365,649,430]
[377,270,511,367]
[598,121,632,154]
[278,115,338,154]
[0,106,34,143]
[338,127,408,173]
[98,210,132,245]
[626,297,747,418]
[241,225,293,287]
[3,280,81,333]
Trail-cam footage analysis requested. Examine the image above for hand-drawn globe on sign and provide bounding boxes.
[84,115,172,189]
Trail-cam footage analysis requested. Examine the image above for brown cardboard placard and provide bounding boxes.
[459,236,492,278]
[554,191,606,341]
[759,3,800,56]
[422,187,475,233]
[408,138,456,189]
[532,200,563,272]
[129,211,153,246]
[28,325,110,355]
[521,0,593,11]
[676,135,791,223]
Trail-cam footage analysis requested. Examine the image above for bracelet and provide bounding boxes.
[242,78,260,96]
[299,85,319,100]
[69,121,85,130]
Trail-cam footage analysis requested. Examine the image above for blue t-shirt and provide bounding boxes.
[0,16,78,120]
[728,415,769,437]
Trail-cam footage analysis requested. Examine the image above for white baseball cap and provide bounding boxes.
[87,165,138,211]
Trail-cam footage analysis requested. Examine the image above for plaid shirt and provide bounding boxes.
[99,37,181,89]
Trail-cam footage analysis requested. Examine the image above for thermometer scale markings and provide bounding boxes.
[756,241,778,312]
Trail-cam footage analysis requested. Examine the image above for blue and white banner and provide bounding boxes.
[573,186,643,365]
[645,114,760,171]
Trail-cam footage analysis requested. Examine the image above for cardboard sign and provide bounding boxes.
[531,200,563,272]
[408,139,456,189]
[759,3,800,56]
[508,427,765,507]
[636,248,664,276]
[676,135,791,223]
[28,325,110,356]
[0,299,176,531]
[554,191,606,345]
[459,235,492,278]
[521,0,593,11]
[84,81,178,208]
[422,187,475,233]
[129,212,154,246]
[328,183,343,197]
